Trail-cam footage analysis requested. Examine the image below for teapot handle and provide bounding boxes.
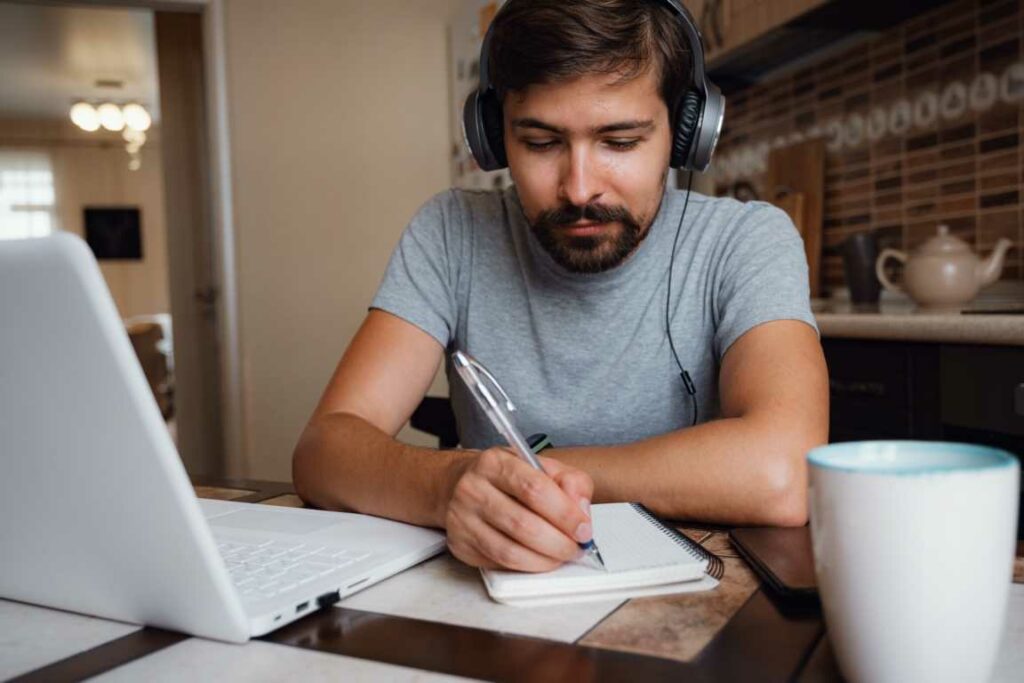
[875,248,906,295]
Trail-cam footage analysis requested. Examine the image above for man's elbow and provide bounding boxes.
[291,426,324,509]
[759,433,825,527]
[763,476,808,527]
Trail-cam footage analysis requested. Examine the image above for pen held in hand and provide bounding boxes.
[452,349,607,571]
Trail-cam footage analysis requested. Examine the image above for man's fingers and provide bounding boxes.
[484,449,592,543]
[446,535,500,570]
[478,482,581,562]
[452,505,563,572]
[444,447,597,572]
[445,500,499,569]
[542,456,595,507]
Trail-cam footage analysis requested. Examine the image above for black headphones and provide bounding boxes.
[462,0,725,172]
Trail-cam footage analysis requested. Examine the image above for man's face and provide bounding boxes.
[503,68,672,273]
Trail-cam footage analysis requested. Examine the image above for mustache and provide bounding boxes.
[535,202,636,227]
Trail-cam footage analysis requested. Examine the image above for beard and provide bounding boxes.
[529,201,648,274]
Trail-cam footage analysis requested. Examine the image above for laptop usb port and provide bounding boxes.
[295,601,309,613]
[316,590,341,609]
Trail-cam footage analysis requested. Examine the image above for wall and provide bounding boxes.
[712,0,1024,294]
[0,119,170,319]
[223,0,461,479]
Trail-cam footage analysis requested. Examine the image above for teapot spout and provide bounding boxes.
[977,238,1013,288]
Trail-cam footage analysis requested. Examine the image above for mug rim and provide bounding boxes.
[807,440,1018,475]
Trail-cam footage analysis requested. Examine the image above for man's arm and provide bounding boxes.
[292,309,594,571]
[291,309,456,526]
[552,320,829,526]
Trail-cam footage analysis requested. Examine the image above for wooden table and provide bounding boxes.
[9,477,1024,682]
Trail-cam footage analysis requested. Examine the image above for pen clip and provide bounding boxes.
[455,351,515,413]
[452,349,545,471]
[467,357,515,413]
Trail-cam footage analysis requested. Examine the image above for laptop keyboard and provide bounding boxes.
[216,539,371,600]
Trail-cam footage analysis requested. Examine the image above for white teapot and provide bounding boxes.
[875,225,1012,311]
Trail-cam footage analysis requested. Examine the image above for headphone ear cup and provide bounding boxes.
[671,89,703,169]
[480,90,507,169]
[462,90,489,170]
[461,89,507,172]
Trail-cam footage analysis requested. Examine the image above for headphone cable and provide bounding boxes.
[665,170,698,426]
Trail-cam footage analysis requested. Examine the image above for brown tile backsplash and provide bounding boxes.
[980,169,1020,188]
[712,0,1024,293]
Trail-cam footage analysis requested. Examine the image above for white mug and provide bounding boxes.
[808,441,1019,683]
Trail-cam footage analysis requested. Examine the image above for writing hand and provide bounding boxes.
[444,448,594,572]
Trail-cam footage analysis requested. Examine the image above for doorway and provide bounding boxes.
[0,1,236,476]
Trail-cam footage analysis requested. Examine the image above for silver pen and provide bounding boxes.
[452,349,606,571]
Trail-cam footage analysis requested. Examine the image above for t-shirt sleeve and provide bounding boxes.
[712,201,819,359]
[370,191,462,347]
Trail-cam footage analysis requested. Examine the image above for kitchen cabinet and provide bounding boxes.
[823,338,1024,446]
[823,339,938,442]
[823,337,1024,538]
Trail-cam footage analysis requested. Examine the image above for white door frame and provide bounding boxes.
[67,0,245,474]
[191,0,245,476]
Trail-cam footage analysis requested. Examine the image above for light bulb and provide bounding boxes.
[123,103,152,131]
[122,128,146,144]
[70,102,99,131]
[98,102,125,131]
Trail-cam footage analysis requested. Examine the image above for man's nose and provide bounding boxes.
[559,146,603,207]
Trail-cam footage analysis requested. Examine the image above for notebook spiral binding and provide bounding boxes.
[629,503,725,580]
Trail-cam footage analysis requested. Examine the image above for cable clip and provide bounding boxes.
[680,370,696,396]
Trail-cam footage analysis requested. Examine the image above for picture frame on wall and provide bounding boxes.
[83,206,143,260]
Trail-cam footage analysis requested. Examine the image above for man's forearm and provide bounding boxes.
[292,412,473,528]
[553,415,824,526]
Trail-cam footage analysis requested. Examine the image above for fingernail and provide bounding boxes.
[574,521,592,543]
[578,498,591,517]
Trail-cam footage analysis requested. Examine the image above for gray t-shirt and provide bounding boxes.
[371,186,817,449]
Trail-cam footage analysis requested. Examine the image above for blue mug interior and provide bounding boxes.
[807,440,1017,475]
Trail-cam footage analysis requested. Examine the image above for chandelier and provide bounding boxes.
[69,101,152,171]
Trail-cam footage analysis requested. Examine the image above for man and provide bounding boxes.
[293,0,828,573]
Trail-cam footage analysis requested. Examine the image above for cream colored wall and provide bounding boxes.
[0,119,170,320]
[54,142,170,321]
[223,0,460,480]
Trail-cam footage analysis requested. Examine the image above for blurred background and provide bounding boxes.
[1,0,1021,485]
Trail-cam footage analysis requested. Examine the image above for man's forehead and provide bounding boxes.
[504,70,665,130]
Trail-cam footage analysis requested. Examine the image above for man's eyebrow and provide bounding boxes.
[510,118,566,134]
[510,118,655,134]
[593,119,655,134]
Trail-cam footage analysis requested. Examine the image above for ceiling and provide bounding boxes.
[0,2,160,122]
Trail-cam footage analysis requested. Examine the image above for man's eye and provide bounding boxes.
[606,139,640,150]
[523,139,559,151]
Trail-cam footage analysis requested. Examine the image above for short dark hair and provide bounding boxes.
[488,0,692,114]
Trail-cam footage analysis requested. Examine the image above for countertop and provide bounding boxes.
[812,287,1024,346]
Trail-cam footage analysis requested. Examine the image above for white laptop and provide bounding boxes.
[0,233,446,642]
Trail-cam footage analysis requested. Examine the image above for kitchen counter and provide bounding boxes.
[812,286,1024,346]
[814,304,1024,346]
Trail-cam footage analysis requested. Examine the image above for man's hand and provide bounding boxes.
[444,448,594,572]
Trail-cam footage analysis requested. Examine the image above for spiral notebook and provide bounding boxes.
[481,503,724,606]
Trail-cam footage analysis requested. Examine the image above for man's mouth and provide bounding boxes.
[561,221,612,236]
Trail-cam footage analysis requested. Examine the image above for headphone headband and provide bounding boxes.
[465,0,724,172]
[479,1,707,88]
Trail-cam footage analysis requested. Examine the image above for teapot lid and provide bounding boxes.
[917,224,971,255]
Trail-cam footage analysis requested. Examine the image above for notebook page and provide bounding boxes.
[594,504,704,573]
[482,503,707,599]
